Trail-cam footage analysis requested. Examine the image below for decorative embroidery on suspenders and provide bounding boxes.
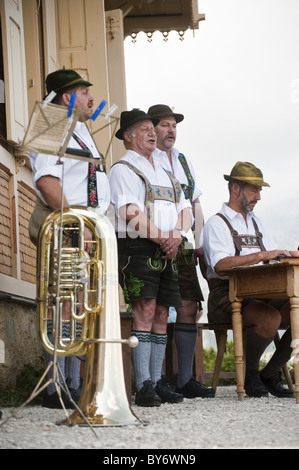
[114,160,182,220]
[72,133,106,207]
[216,212,266,256]
[178,153,195,201]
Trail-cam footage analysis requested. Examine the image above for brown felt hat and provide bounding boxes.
[224,161,270,187]
[147,104,184,123]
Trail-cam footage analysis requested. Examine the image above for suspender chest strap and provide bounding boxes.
[72,133,106,172]
[178,153,195,201]
[113,160,182,219]
[216,212,266,256]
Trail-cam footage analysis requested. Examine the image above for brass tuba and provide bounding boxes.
[37,206,141,426]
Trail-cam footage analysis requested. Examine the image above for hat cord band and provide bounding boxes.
[56,77,88,91]
[231,176,263,181]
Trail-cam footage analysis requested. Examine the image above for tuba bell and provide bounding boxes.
[37,206,141,426]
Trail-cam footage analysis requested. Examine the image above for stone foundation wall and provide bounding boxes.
[0,300,44,388]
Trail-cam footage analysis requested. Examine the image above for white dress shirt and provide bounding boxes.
[201,203,278,280]
[30,121,110,214]
[108,150,191,233]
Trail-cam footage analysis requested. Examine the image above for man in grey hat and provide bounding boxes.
[148,104,214,399]
[29,69,110,409]
[201,161,299,398]
[109,109,193,406]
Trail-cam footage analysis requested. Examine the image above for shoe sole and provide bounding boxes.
[135,400,161,407]
[261,382,294,398]
[177,390,215,399]
[266,390,294,398]
[160,397,184,404]
[182,394,215,399]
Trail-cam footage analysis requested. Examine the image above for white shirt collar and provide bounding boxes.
[222,202,255,222]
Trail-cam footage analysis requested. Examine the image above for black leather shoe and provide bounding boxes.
[155,376,183,403]
[260,371,294,398]
[42,390,75,409]
[176,377,215,398]
[244,370,268,397]
[135,380,161,407]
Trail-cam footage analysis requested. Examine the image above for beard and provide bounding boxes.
[161,134,175,150]
[237,188,253,213]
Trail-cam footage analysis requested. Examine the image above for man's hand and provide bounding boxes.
[160,229,182,259]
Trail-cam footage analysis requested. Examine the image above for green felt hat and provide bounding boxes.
[45,69,93,98]
[224,161,270,187]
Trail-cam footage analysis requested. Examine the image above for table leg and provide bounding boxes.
[231,300,244,401]
[289,297,299,403]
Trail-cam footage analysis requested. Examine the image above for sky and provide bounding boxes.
[124,0,299,325]
[124,0,299,251]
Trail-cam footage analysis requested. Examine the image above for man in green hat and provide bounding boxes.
[29,69,110,409]
[201,161,299,398]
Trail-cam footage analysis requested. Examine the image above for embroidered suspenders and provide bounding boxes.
[216,212,266,255]
[178,153,195,201]
[72,133,106,208]
[114,160,182,220]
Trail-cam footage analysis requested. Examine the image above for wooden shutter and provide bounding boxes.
[0,0,28,144]
[42,0,59,76]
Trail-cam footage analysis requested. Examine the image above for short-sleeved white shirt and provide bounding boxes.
[201,203,278,280]
[108,150,191,233]
[30,121,110,214]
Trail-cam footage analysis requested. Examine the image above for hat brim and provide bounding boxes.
[151,112,184,123]
[115,116,160,140]
[44,79,93,101]
[224,175,270,187]
[58,79,93,93]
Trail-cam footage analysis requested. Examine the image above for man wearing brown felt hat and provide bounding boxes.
[201,161,299,398]
[148,104,213,399]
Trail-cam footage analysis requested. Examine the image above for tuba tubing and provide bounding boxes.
[37,206,141,426]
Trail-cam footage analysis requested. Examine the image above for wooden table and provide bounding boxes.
[228,260,299,402]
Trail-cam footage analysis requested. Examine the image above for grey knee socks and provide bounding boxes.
[175,322,198,388]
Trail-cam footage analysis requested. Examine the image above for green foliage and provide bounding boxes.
[0,362,46,407]
[203,341,268,386]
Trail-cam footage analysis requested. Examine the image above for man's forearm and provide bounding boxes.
[192,198,204,249]
[36,176,68,210]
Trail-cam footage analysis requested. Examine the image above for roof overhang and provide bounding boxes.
[104,0,205,38]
